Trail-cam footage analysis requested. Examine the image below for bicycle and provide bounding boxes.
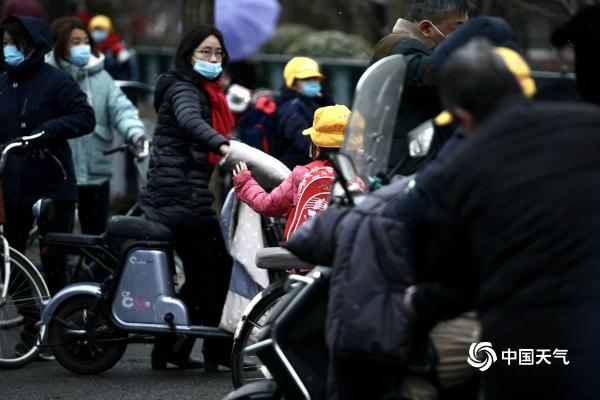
[0,132,51,368]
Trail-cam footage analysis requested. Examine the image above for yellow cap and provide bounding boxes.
[283,57,324,88]
[89,15,113,32]
[302,105,350,148]
[434,46,537,126]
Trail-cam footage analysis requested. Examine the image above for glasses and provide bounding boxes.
[194,49,224,60]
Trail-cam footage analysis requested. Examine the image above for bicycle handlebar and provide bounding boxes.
[0,131,46,173]
[103,140,149,160]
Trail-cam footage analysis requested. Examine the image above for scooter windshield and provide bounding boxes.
[341,55,406,185]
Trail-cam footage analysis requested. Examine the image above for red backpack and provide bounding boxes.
[283,161,335,241]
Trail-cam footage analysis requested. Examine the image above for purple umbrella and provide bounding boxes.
[215,0,281,61]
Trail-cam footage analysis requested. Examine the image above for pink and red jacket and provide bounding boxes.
[233,160,330,217]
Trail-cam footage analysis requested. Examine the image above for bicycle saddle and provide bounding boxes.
[105,216,172,241]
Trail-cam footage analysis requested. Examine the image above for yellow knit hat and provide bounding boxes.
[89,15,113,32]
[283,57,324,88]
[302,105,350,148]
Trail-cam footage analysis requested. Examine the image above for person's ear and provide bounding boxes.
[312,145,321,159]
[293,79,303,92]
[418,20,434,38]
[453,108,477,134]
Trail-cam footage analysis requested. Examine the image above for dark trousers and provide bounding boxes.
[152,218,233,362]
[77,182,110,235]
[5,201,75,295]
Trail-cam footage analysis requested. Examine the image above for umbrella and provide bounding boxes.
[215,0,281,61]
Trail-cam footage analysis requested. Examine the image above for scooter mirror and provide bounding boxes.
[408,119,435,158]
[32,198,55,227]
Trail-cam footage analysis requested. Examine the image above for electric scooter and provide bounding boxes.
[38,211,232,374]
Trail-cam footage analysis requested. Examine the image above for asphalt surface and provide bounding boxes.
[0,342,234,400]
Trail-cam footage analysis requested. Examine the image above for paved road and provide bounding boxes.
[0,343,234,400]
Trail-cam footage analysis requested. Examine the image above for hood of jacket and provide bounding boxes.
[392,18,436,49]
[1,15,51,75]
[45,50,105,78]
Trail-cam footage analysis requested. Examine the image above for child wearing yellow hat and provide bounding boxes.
[233,105,350,238]
[88,14,134,80]
[275,56,334,169]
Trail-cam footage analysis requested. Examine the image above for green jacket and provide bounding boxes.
[46,52,146,185]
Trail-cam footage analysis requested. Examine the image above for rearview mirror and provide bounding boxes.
[408,120,434,158]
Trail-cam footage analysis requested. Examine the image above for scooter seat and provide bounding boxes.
[43,232,103,246]
[105,216,172,242]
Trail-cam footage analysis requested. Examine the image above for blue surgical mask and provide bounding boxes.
[301,80,321,98]
[91,29,108,43]
[3,45,25,66]
[193,59,222,80]
[70,45,91,66]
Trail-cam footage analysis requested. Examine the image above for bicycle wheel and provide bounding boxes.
[231,280,288,388]
[0,247,50,368]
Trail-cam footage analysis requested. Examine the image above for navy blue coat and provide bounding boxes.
[275,86,333,169]
[0,16,95,205]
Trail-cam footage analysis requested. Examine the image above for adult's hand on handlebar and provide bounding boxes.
[233,161,248,177]
[130,132,146,150]
[130,133,149,160]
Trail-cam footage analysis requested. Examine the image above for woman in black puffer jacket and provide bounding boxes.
[139,25,233,370]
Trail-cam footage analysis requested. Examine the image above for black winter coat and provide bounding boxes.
[422,98,600,399]
[140,71,228,230]
[0,16,95,205]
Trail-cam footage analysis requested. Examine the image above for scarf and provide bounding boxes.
[202,78,234,164]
